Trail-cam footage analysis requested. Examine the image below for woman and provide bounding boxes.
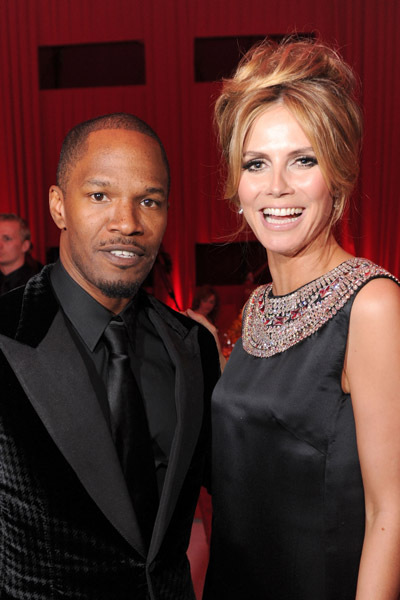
[191,285,219,324]
[187,286,226,371]
[203,40,400,599]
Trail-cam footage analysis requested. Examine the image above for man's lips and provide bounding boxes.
[101,247,144,257]
[98,243,147,267]
[98,242,146,257]
[109,249,139,258]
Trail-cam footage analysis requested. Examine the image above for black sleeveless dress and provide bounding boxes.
[204,259,397,600]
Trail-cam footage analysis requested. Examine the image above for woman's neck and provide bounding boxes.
[267,237,353,296]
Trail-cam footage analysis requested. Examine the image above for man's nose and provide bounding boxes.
[107,201,144,235]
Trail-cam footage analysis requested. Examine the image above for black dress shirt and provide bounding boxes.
[50,261,176,493]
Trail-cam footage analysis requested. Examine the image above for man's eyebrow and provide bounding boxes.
[144,186,167,197]
[82,179,112,187]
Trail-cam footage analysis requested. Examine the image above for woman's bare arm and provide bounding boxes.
[344,278,400,599]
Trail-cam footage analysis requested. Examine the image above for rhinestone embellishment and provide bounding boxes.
[242,258,398,358]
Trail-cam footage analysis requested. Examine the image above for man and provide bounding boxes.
[0,113,219,599]
[0,213,42,294]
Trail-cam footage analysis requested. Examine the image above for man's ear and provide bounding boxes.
[49,185,67,230]
[21,239,31,254]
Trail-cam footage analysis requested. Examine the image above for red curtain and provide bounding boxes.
[0,0,399,309]
[0,0,46,260]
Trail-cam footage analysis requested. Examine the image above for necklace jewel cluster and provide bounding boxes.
[242,258,397,358]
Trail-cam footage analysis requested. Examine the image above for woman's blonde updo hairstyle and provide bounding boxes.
[214,39,363,229]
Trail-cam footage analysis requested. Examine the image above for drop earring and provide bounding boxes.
[332,193,339,209]
[238,207,243,215]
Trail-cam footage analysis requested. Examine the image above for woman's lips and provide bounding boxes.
[262,207,304,224]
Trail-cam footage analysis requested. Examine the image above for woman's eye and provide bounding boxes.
[295,156,318,168]
[243,160,265,172]
[91,192,106,201]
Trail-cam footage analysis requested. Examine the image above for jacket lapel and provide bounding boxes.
[2,272,207,561]
[0,268,147,557]
[144,300,204,563]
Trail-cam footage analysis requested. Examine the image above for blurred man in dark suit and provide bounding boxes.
[0,213,42,294]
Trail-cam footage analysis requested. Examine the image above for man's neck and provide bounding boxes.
[0,257,25,276]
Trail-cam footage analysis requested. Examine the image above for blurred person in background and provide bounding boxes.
[0,213,42,295]
[190,285,219,325]
[187,285,226,371]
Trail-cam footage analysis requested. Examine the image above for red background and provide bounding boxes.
[0,0,399,312]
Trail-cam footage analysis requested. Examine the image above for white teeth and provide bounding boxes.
[262,207,303,216]
[265,216,300,224]
[110,250,136,258]
[262,207,303,224]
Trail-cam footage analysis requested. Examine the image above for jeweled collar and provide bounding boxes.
[242,258,398,358]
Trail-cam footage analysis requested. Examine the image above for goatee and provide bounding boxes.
[97,279,141,299]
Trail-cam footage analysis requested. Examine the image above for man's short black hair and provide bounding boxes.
[56,112,170,193]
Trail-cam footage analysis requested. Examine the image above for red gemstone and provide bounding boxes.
[319,286,331,298]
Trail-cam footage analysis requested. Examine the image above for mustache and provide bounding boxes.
[98,238,146,253]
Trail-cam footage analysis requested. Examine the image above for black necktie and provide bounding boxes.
[103,317,158,548]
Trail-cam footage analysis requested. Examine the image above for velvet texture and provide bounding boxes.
[0,267,220,599]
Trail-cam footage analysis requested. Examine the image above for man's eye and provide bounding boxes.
[91,193,106,201]
[141,198,159,208]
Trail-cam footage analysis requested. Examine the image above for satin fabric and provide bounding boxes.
[205,293,365,600]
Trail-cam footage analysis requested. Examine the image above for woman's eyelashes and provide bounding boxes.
[242,155,318,172]
[294,155,318,168]
[242,159,266,172]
